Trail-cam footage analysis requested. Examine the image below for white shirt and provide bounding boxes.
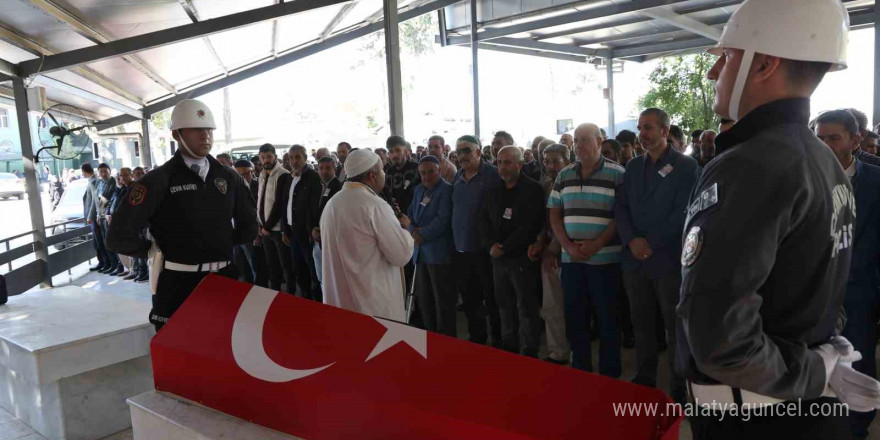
[320,182,414,321]
[182,155,209,181]
[287,174,302,226]
[845,157,856,178]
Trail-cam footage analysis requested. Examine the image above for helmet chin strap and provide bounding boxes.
[728,50,755,121]
[175,129,207,160]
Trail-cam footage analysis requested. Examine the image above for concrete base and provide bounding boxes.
[0,286,154,440]
[128,391,301,440]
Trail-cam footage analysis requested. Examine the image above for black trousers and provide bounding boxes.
[415,262,456,337]
[291,236,321,302]
[453,251,501,345]
[151,264,237,332]
[689,397,853,440]
[253,242,269,287]
[99,219,120,269]
[492,256,541,357]
[262,232,293,292]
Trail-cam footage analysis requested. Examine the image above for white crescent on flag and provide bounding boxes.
[231,286,334,383]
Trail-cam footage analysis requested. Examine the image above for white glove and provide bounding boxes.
[830,335,861,363]
[814,343,842,386]
[828,361,880,412]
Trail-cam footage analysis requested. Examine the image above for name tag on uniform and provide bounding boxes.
[420,195,431,206]
[503,208,513,219]
[169,184,198,194]
[658,164,674,177]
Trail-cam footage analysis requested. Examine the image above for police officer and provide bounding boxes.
[677,1,880,438]
[107,99,258,331]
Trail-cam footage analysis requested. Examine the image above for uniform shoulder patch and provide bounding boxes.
[214,177,228,195]
[129,183,147,206]
[681,226,703,267]
[686,182,720,224]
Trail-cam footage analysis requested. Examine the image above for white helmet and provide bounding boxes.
[708,0,849,119]
[170,99,217,131]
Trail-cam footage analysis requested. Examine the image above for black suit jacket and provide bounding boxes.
[281,167,323,242]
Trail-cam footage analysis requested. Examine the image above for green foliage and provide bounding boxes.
[358,14,436,62]
[151,109,172,130]
[637,54,719,136]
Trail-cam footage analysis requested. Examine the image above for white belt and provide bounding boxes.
[688,382,784,409]
[164,260,230,273]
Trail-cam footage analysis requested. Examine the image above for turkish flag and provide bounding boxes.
[151,275,681,439]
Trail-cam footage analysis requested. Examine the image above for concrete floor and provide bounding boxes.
[8,264,880,439]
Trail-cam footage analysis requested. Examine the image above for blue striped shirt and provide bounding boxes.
[547,157,625,264]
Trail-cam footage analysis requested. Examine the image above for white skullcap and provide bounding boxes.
[344,149,381,177]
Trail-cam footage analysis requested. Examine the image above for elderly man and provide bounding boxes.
[314,147,331,161]
[668,125,686,153]
[534,143,572,364]
[615,108,699,405]
[548,123,625,375]
[408,156,455,335]
[452,135,503,347]
[559,133,573,149]
[233,159,258,284]
[428,135,457,182]
[282,145,323,301]
[311,156,343,284]
[479,145,545,357]
[216,153,234,168]
[321,149,413,320]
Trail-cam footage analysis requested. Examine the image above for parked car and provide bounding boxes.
[50,178,90,250]
[0,173,24,200]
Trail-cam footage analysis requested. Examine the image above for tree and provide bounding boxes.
[638,53,719,136]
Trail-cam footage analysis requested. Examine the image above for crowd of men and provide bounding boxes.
[86,0,880,438]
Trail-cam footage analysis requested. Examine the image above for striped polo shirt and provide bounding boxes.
[547,157,625,264]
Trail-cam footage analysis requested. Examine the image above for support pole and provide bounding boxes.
[12,77,50,288]
[141,115,153,168]
[606,56,615,137]
[383,0,404,137]
[470,0,480,138]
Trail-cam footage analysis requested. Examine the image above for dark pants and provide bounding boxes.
[132,258,147,276]
[262,232,293,292]
[90,221,109,267]
[291,236,321,302]
[689,397,852,440]
[233,243,256,284]
[416,262,457,337]
[99,219,120,269]
[253,242,269,287]
[493,256,541,357]
[151,264,237,332]
[561,263,621,376]
[623,269,686,402]
[843,296,878,438]
[617,271,634,341]
[453,251,502,345]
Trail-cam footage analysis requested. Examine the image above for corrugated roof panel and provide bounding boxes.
[191,0,275,20]
[275,4,346,51]
[85,57,171,102]
[135,38,222,86]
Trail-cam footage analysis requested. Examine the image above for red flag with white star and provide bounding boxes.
[151,274,681,439]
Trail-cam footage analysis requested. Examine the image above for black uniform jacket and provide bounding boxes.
[106,152,258,265]
[677,98,854,401]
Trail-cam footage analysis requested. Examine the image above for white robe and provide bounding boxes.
[320,182,414,321]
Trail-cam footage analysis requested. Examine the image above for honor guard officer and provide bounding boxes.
[677,0,880,438]
[107,99,258,331]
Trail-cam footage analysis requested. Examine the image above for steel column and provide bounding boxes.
[12,78,50,288]
[141,116,153,168]
[875,2,880,128]
[470,0,480,137]
[383,0,405,137]
[606,56,615,137]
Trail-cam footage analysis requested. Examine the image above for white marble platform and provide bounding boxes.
[128,391,302,440]
[0,286,154,440]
